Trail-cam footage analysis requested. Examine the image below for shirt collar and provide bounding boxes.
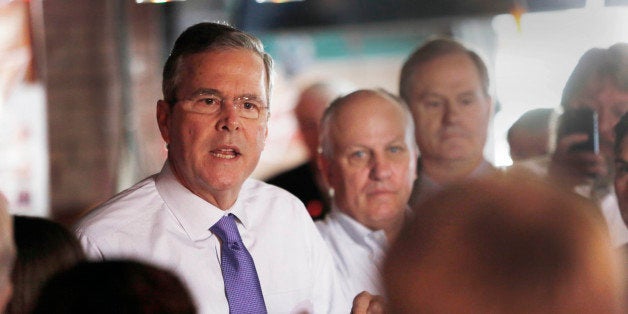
[329,206,388,248]
[155,161,251,241]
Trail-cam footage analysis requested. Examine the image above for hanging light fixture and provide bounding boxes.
[135,0,186,3]
[255,0,304,3]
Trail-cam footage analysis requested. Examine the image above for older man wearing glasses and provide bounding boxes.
[75,22,345,314]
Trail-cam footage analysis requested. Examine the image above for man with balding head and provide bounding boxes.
[316,89,418,305]
[399,37,495,205]
[267,81,349,219]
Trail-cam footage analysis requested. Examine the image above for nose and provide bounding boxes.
[216,101,240,131]
[443,101,461,124]
[369,153,392,181]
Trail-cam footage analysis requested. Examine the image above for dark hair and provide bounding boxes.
[33,260,196,314]
[6,216,85,314]
[507,108,557,144]
[162,22,274,105]
[614,112,628,155]
[561,43,628,109]
[399,37,490,101]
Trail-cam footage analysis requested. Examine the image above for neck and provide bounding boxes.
[384,217,405,244]
[203,191,239,210]
[168,162,240,210]
[421,156,484,186]
[378,210,408,244]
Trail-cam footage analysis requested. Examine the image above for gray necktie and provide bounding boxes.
[210,214,267,314]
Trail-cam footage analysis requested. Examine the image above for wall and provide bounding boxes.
[41,0,164,224]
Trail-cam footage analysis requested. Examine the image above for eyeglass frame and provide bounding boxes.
[171,89,270,120]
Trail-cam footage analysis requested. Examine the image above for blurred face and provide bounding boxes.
[615,136,628,226]
[157,49,268,207]
[319,92,417,231]
[509,129,549,161]
[566,77,628,163]
[295,90,331,157]
[405,53,492,163]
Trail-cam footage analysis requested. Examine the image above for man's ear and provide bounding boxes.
[317,151,333,191]
[487,95,495,116]
[156,100,172,145]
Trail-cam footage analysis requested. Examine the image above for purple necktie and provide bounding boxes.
[211,214,267,314]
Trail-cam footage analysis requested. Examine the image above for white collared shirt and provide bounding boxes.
[599,190,628,247]
[315,208,388,304]
[75,163,347,314]
[511,156,628,247]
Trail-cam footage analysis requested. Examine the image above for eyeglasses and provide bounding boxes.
[175,92,269,120]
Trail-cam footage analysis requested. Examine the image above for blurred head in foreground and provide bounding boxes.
[33,260,196,314]
[6,216,86,314]
[296,81,353,159]
[384,174,625,314]
[508,108,558,161]
[0,194,15,313]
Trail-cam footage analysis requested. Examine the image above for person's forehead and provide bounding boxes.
[571,76,627,101]
[337,92,402,119]
[184,48,264,71]
[178,49,267,92]
[332,96,407,141]
[410,53,483,92]
[296,96,328,120]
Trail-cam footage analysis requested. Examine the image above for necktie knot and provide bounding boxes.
[210,214,241,244]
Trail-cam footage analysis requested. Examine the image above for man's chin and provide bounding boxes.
[441,150,476,162]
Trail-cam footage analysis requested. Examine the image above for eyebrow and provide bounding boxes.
[458,91,478,98]
[419,92,445,99]
[341,137,407,150]
[188,89,265,103]
[187,88,222,99]
[237,94,266,103]
[416,92,447,103]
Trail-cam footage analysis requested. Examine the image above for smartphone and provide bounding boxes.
[557,108,599,153]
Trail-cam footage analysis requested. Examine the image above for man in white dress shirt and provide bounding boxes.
[315,89,418,305]
[75,22,344,314]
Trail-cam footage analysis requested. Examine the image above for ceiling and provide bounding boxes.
[231,0,599,31]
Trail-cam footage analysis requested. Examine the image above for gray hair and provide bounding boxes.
[162,22,274,106]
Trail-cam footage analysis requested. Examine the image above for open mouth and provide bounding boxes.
[211,148,240,159]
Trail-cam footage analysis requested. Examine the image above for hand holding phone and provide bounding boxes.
[557,108,599,154]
